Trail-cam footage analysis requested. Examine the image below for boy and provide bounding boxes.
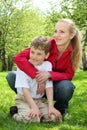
[13,36,62,122]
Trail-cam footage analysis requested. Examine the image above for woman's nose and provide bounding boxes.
[55,32,61,38]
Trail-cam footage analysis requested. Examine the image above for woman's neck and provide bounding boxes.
[58,44,69,53]
[56,45,68,60]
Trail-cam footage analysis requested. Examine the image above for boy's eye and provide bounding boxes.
[37,53,42,55]
[31,51,34,54]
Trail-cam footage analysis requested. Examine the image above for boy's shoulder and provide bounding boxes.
[43,61,52,65]
[42,61,52,70]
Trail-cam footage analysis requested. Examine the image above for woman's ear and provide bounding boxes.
[70,32,75,39]
[45,52,50,59]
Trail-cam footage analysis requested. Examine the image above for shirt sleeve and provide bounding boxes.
[44,61,53,88]
[43,61,52,71]
[14,48,37,78]
[15,67,31,88]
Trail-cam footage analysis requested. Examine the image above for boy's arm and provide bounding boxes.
[46,87,62,120]
[46,87,53,107]
[14,48,37,78]
[23,87,37,108]
[22,87,40,118]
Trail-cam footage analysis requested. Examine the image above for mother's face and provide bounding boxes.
[54,21,74,47]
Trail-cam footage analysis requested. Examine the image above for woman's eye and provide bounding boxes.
[60,30,65,33]
[54,30,57,33]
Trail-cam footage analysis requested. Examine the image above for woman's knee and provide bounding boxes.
[6,71,17,93]
[6,71,16,83]
[6,71,16,78]
[53,80,75,101]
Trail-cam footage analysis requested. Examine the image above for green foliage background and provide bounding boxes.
[0,0,87,71]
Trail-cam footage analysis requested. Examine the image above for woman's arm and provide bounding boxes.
[14,48,37,78]
[50,64,74,81]
[36,66,74,82]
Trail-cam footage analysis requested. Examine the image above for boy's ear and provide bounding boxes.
[45,52,50,59]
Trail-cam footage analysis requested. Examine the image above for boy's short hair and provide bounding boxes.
[30,36,50,54]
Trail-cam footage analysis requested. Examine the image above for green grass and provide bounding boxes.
[0,71,87,130]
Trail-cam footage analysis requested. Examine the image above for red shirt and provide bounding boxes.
[14,38,74,81]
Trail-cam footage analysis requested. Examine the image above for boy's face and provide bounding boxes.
[30,46,49,66]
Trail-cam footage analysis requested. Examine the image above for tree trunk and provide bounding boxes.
[7,55,13,70]
[1,48,7,71]
[82,51,87,70]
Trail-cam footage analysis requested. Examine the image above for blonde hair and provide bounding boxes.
[58,18,82,72]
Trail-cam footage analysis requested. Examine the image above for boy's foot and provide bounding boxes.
[9,106,18,117]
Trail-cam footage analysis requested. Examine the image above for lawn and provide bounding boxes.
[0,71,87,130]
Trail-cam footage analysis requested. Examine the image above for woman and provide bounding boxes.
[6,18,82,116]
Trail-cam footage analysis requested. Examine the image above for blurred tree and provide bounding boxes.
[0,0,45,71]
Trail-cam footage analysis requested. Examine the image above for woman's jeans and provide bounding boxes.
[6,71,75,115]
[6,71,17,93]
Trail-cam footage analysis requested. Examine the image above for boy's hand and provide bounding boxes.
[37,82,45,94]
[29,107,41,120]
[36,71,51,94]
[48,106,62,121]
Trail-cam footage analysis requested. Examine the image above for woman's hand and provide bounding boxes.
[36,71,51,83]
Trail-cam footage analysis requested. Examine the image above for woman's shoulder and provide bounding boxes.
[48,38,56,44]
[48,37,57,49]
